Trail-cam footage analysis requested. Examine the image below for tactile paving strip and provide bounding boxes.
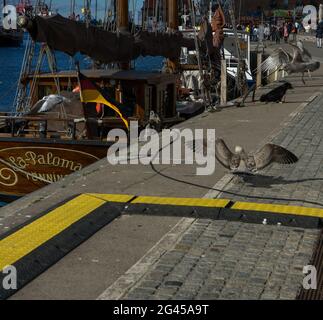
[1,193,322,299]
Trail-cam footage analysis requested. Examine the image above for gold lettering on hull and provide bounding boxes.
[9,151,83,172]
[26,173,66,183]
[0,148,99,188]
[0,168,18,187]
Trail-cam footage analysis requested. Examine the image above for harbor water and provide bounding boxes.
[0,34,164,112]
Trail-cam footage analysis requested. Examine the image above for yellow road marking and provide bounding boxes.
[132,196,230,208]
[1,192,323,272]
[232,202,323,218]
[86,193,134,203]
[0,194,106,270]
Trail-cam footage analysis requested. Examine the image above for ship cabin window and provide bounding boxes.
[37,85,55,99]
[160,83,175,118]
[120,83,137,117]
[165,83,175,118]
[147,85,157,113]
[94,81,137,118]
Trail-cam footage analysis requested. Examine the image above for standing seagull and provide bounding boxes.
[28,94,71,114]
[259,41,320,84]
[190,139,299,173]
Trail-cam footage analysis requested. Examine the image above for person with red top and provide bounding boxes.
[283,23,289,43]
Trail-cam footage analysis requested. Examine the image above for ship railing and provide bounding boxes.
[0,116,87,140]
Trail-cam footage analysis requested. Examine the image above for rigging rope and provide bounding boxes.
[189,0,210,106]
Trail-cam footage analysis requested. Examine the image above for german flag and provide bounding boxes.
[78,72,129,130]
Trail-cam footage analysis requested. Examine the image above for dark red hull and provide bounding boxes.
[0,137,110,202]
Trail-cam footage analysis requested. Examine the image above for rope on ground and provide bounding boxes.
[147,131,323,208]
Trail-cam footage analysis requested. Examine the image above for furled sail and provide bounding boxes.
[24,14,195,63]
[135,31,195,61]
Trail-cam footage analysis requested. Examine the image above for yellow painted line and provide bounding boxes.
[0,194,106,271]
[232,202,323,218]
[86,193,134,203]
[132,196,230,208]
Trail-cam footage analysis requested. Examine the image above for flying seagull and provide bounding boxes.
[259,41,320,84]
[29,94,72,114]
[189,138,299,173]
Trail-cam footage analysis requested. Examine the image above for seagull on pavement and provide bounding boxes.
[188,138,299,174]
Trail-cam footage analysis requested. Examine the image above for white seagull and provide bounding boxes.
[29,94,72,114]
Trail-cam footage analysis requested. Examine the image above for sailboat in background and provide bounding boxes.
[0,0,254,202]
[0,0,25,47]
[0,0,187,202]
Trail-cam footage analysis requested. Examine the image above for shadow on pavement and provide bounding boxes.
[238,173,323,189]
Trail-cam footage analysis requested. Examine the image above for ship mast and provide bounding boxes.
[84,0,91,27]
[117,0,129,33]
[167,0,178,31]
[166,0,179,72]
[117,0,129,70]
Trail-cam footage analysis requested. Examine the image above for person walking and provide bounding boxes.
[271,25,276,41]
[253,25,258,42]
[316,20,323,48]
[264,24,270,40]
[283,23,289,43]
[291,23,297,42]
[275,26,281,44]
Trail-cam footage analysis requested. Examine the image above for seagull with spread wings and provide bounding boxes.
[259,41,320,84]
[28,94,72,114]
[189,138,299,174]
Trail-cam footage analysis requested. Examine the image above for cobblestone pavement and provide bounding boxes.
[105,81,323,301]
[122,221,319,300]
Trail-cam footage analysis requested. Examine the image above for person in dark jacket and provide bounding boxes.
[276,26,282,44]
[316,20,323,48]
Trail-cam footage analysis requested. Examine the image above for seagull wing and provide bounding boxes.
[259,48,291,73]
[38,95,64,113]
[185,139,208,155]
[29,98,46,114]
[253,144,299,170]
[214,139,235,170]
[289,44,306,63]
[296,41,312,61]
[186,138,237,169]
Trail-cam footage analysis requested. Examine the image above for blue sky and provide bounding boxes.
[52,0,144,19]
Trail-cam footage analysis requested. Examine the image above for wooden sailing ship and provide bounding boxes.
[0,0,190,202]
[0,68,181,202]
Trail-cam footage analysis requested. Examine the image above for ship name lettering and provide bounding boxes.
[9,151,83,172]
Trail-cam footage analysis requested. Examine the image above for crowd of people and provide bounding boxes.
[234,20,323,49]
[236,21,303,43]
